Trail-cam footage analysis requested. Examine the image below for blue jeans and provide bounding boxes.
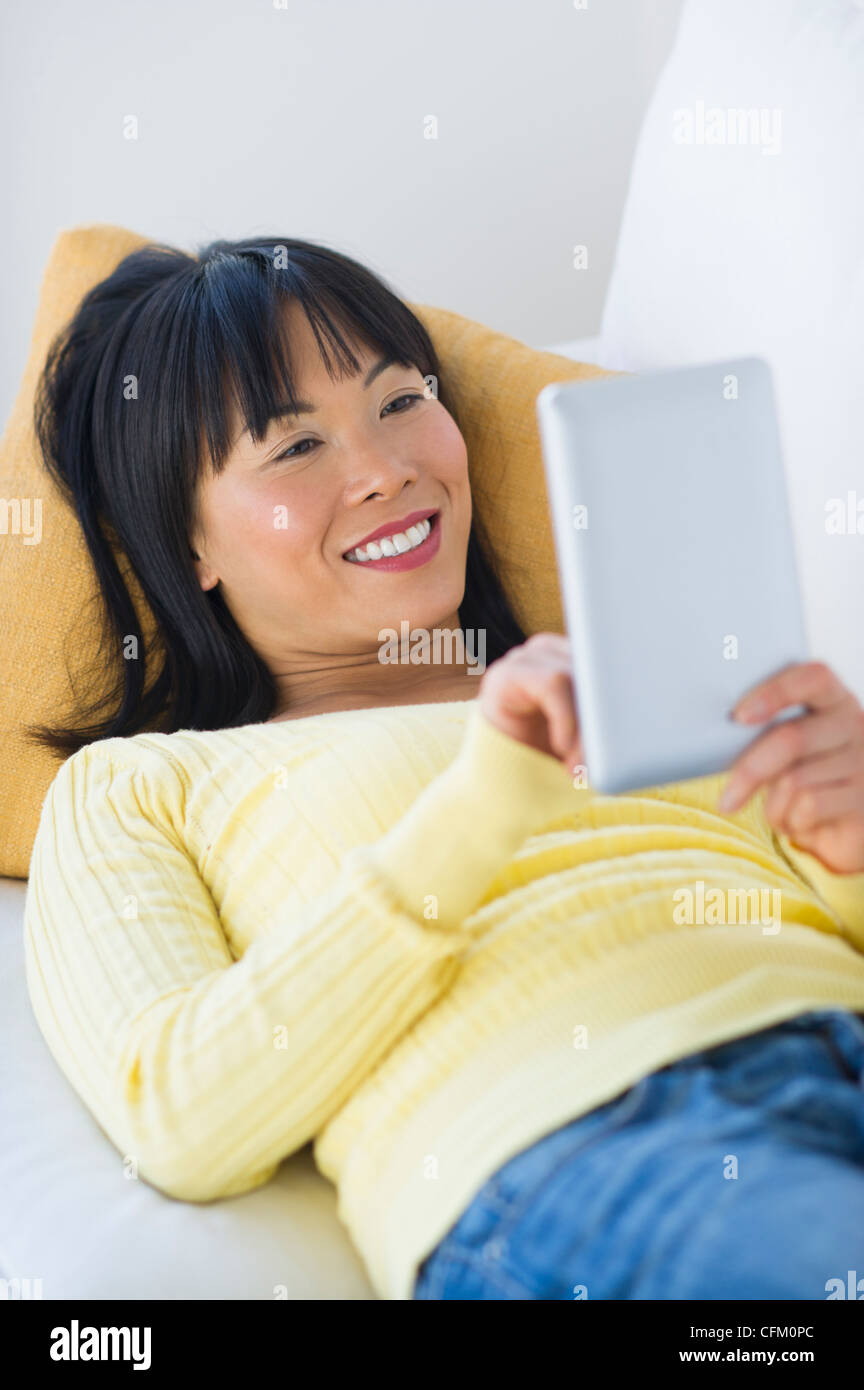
[412,1009,864,1300]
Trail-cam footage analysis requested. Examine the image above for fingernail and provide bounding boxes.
[719,782,741,812]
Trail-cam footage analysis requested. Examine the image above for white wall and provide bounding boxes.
[0,0,684,428]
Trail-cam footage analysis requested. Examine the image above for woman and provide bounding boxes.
[23,236,864,1301]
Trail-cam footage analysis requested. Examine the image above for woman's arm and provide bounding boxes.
[23,704,583,1205]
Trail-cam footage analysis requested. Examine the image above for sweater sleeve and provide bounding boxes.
[366,700,590,928]
[23,708,587,1205]
[773,831,864,951]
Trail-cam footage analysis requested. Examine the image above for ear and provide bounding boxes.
[190,549,220,592]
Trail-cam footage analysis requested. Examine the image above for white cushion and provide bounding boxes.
[537,334,609,367]
[0,875,375,1299]
[600,0,864,702]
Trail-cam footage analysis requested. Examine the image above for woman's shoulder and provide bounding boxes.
[58,716,304,766]
[47,699,477,802]
[41,724,255,813]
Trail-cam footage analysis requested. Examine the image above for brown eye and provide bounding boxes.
[274,438,318,463]
[382,393,422,415]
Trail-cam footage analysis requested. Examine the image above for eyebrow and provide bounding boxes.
[238,354,400,445]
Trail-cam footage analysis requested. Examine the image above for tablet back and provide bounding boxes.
[536,357,809,793]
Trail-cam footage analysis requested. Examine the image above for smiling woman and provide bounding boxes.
[27,236,526,748]
[22,233,864,1308]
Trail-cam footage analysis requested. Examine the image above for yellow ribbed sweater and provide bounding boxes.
[23,697,864,1300]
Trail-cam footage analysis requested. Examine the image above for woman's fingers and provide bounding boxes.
[733,660,852,723]
[763,745,864,826]
[784,815,864,875]
[479,633,582,768]
[778,781,862,836]
[719,707,860,812]
[506,649,580,765]
[719,660,864,871]
[539,669,581,767]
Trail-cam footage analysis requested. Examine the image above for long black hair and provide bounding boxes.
[28,235,526,757]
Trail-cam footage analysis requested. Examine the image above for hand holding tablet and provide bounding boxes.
[721,659,864,874]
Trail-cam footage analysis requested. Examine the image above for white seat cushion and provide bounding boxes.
[0,875,375,1299]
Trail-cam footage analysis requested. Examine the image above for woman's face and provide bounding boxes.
[190,301,472,702]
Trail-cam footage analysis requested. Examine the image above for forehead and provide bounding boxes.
[224,299,380,447]
[282,298,374,373]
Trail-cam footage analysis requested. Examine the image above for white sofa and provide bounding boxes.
[3,0,862,1299]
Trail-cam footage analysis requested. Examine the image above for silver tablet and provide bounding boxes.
[536,357,809,793]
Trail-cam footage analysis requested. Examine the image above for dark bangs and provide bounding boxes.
[189,239,445,481]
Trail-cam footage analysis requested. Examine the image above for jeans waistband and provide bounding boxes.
[679,1008,864,1078]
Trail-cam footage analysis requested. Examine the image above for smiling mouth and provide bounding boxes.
[343,511,440,564]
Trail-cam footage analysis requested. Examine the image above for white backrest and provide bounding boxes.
[600,0,864,699]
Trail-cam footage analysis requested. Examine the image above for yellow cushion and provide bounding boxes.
[0,223,614,878]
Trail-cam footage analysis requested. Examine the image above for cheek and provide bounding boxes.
[423,409,469,487]
[209,481,329,571]
[259,482,327,551]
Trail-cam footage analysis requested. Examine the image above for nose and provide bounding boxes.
[342,445,421,505]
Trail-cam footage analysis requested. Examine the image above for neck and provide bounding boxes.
[267,615,486,720]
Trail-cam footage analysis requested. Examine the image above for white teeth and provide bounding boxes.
[346,516,433,563]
